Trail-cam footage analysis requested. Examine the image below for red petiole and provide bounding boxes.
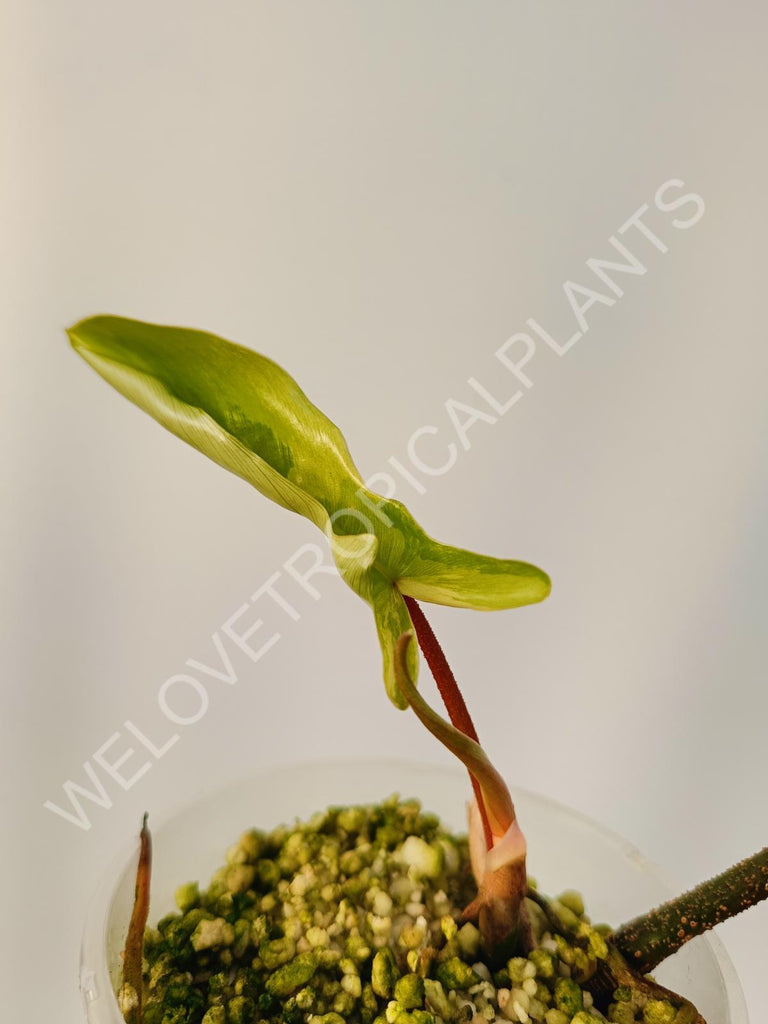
[402,595,494,850]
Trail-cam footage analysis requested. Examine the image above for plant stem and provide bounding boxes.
[123,812,152,1024]
[613,846,768,974]
[528,887,705,1022]
[403,595,493,849]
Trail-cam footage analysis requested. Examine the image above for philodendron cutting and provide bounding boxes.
[69,316,766,1024]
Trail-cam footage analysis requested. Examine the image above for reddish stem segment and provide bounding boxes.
[403,595,494,849]
[123,812,152,1023]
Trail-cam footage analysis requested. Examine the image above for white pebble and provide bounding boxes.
[528,998,546,1020]
[117,984,138,1016]
[341,974,362,998]
[512,1001,529,1024]
[385,1001,401,1024]
[369,914,392,935]
[290,875,309,897]
[373,891,393,917]
[472,963,492,982]
[500,997,518,1021]
[510,991,529,1013]
[305,926,329,948]
[432,890,451,916]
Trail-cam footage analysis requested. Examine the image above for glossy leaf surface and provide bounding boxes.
[69,315,551,703]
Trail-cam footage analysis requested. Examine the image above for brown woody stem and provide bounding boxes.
[528,887,705,1022]
[123,812,152,1024]
[403,595,493,849]
[613,846,768,974]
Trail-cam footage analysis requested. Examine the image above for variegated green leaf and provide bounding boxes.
[68,314,550,703]
[67,315,361,529]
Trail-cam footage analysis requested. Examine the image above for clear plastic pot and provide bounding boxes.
[80,760,748,1023]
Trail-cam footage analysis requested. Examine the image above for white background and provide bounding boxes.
[3,2,767,1020]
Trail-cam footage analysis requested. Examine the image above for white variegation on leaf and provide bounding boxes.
[69,315,550,707]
